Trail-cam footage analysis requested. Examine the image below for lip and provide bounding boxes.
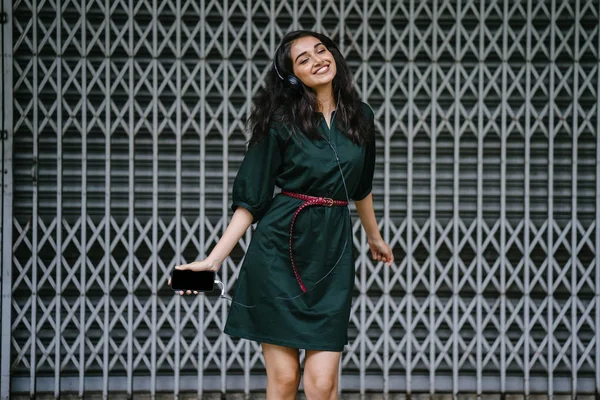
[313,65,330,75]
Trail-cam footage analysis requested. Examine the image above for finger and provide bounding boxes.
[175,264,188,270]
[167,277,171,286]
[193,291,198,295]
[186,290,191,295]
[179,291,184,295]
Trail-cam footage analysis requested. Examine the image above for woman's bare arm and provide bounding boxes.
[175,206,254,271]
[355,193,394,265]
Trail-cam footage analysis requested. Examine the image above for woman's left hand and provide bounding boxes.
[367,237,394,266]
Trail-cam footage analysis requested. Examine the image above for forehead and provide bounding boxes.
[289,36,323,58]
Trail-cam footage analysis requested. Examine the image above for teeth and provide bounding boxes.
[315,65,328,74]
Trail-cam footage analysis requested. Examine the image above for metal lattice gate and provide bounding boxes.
[2,0,599,398]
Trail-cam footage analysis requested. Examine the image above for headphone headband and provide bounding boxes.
[273,57,285,81]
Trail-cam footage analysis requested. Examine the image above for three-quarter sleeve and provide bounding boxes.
[231,129,283,222]
[351,138,376,201]
[351,105,376,201]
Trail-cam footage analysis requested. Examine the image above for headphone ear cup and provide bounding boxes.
[286,74,303,91]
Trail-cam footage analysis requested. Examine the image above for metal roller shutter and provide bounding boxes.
[2,0,599,397]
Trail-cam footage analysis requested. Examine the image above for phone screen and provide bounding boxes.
[171,269,215,292]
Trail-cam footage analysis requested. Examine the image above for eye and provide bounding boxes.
[300,58,308,64]
[318,48,326,53]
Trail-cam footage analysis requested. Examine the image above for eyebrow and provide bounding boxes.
[294,42,325,63]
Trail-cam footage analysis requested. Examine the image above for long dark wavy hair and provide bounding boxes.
[247,30,374,147]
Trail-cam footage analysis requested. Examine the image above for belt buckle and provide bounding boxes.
[324,197,334,207]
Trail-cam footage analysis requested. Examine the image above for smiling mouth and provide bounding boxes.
[314,65,330,75]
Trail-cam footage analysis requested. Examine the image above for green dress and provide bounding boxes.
[223,103,376,351]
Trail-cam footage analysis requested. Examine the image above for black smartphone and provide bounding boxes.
[171,269,215,292]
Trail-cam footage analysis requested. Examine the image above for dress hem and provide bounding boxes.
[224,326,346,352]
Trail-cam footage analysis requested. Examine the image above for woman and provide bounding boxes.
[172,30,393,399]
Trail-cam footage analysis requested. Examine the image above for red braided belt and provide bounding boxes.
[281,190,349,293]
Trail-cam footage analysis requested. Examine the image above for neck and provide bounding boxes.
[315,85,336,115]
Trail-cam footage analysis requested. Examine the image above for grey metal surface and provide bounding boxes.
[4,0,600,398]
[1,0,14,398]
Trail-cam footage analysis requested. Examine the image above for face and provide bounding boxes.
[289,35,337,90]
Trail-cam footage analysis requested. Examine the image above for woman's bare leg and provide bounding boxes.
[302,350,341,400]
[261,343,301,400]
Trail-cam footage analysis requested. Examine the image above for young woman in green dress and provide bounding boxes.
[171,30,393,400]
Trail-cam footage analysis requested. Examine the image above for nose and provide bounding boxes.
[313,60,325,71]
[313,52,325,65]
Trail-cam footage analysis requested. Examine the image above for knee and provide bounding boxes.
[269,366,300,395]
[303,373,337,399]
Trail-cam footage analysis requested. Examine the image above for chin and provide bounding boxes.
[309,75,335,88]
[317,77,335,86]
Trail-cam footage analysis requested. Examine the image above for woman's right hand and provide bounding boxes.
[167,207,252,295]
[167,259,220,295]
